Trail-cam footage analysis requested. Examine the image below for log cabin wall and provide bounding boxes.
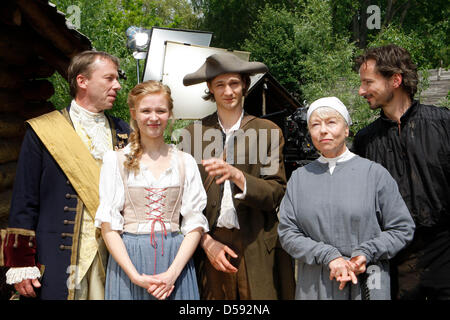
[420,68,450,106]
[0,0,91,299]
[0,0,91,229]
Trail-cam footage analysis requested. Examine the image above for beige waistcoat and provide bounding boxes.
[115,149,185,234]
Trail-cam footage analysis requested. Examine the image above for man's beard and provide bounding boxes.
[367,88,394,110]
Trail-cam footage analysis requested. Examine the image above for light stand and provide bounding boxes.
[125,26,150,83]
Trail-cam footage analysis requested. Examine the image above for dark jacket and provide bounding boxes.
[3,106,129,300]
[353,101,449,229]
[352,101,450,289]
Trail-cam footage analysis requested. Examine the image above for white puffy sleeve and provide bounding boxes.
[94,150,125,231]
[179,152,209,235]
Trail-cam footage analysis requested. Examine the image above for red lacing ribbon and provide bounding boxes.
[145,187,168,275]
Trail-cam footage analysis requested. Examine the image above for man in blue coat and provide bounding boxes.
[0,51,130,299]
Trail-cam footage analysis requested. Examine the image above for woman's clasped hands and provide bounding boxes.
[328,255,367,290]
[146,270,177,300]
[132,272,175,300]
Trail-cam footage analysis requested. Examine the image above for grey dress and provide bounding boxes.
[278,155,415,300]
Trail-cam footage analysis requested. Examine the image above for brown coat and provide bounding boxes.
[182,112,295,299]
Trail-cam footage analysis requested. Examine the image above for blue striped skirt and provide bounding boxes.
[105,232,200,300]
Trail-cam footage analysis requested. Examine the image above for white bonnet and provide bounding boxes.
[306,96,352,125]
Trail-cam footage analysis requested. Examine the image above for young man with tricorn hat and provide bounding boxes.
[180,52,295,300]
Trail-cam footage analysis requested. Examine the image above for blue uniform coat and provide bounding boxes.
[5,107,129,299]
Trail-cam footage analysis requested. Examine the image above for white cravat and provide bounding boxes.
[317,148,355,174]
[69,100,112,161]
[216,110,246,229]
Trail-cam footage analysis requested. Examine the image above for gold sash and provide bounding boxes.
[27,110,100,220]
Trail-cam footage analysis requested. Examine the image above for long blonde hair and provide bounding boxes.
[125,80,174,174]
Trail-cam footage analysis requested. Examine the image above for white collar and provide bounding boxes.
[69,99,111,160]
[218,110,244,135]
[318,147,354,164]
[70,100,106,123]
[317,148,355,174]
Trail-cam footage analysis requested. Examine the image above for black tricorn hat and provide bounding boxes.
[183,52,268,86]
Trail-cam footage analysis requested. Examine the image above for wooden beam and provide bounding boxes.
[0,62,25,89]
[31,34,70,79]
[0,90,25,113]
[0,138,22,164]
[21,79,54,101]
[0,1,22,26]
[18,101,55,120]
[0,162,17,193]
[0,189,13,222]
[0,57,56,90]
[16,0,85,57]
[0,26,34,65]
[0,114,25,138]
[22,58,56,79]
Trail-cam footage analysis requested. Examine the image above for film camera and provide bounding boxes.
[283,106,318,177]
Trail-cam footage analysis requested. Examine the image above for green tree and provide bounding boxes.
[243,6,303,99]
[48,0,199,123]
[192,0,302,50]
[331,0,449,67]
[244,1,375,134]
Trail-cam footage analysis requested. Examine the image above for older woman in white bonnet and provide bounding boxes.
[278,97,415,300]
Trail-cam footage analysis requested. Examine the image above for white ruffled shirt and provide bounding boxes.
[94,144,209,235]
[216,110,247,230]
[69,100,112,161]
[317,147,355,174]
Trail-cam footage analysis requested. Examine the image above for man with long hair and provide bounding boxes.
[353,44,450,300]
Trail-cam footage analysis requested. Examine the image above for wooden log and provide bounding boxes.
[22,58,56,79]
[0,1,22,26]
[0,90,25,113]
[0,26,33,65]
[0,59,56,89]
[21,79,54,101]
[0,62,25,89]
[0,162,17,193]
[0,189,13,222]
[18,101,54,120]
[0,138,22,165]
[16,0,80,57]
[0,114,25,138]
[31,35,70,79]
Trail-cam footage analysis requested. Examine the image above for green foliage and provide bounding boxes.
[330,0,449,68]
[244,0,376,135]
[243,0,448,135]
[295,0,377,135]
[392,0,450,68]
[48,0,198,125]
[46,0,447,140]
[368,24,429,69]
[437,93,450,108]
[193,0,302,50]
[243,6,303,99]
[48,72,71,110]
[366,24,445,102]
[164,119,193,144]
